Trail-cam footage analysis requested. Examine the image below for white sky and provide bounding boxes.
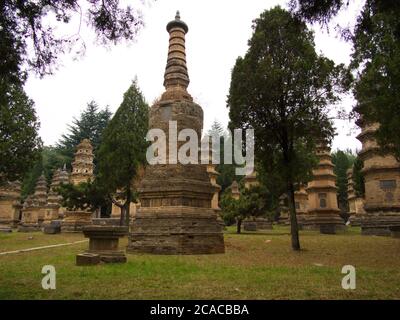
[24,0,364,152]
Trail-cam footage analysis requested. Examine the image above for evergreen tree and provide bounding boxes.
[207,120,243,193]
[56,101,112,168]
[291,1,400,159]
[96,81,149,226]
[227,7,349,250]
[332,149,356,220]
[0,84,42,185]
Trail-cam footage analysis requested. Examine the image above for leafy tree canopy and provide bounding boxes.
[0,84,42,185]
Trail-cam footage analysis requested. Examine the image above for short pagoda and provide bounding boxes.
[127,12,224,254]
[19,175,48,232]
[303,143,344,233]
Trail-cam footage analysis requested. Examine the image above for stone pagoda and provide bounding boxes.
[230,181,241,200]
[304,143,344,233]
[19,175,48,232]
[347,168,365,226]
[127,12,224,254]
[43,169,64,224]
[70,139,94,185]
[294,183,309,228]
[57,164,70,218]
[61,140,94,232]
[356,117,400,235]
[0,180,22,228]
[244,171,259,189]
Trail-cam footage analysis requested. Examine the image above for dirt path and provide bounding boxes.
[0,240,89,256]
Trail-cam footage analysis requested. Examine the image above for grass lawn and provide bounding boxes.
[0,226,399,299]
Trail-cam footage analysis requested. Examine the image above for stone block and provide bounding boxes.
[76,253,101,266]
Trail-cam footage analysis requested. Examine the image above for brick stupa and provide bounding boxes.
[0,180,22,228]
[303,143,344,233]
[127,12,224,254]
[61,139,94,232]
[356,117,400,235]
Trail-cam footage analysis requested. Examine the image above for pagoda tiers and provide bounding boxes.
[356,118,400,235]
[70,139,94,185]
[278,194,290,225]
[43,169,64,224]
[57,165,70,218]
[244,170,259,189]
[0,180,22,227]
[127,12,224,254]
[207,160,221,211]
[61,140,95,232]
[19,175,48,232]
[347,168,365,226]
[294,183,309,227]
[230,181,241,200]
[303,143,344,233]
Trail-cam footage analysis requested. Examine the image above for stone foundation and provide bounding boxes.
[61,210,92,232]
[361,212,400,236]
[128,207,224,255]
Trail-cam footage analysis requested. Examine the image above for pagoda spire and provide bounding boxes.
[162,11,191,100]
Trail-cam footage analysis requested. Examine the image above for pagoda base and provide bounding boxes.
[361,212,400,236]
[127,207,225,255]
[243,218,273,231]
[61,210,92,233]
[348,214,363,227]
[299,213,345,234]
[79,225,128,264]
[18,223,41,232]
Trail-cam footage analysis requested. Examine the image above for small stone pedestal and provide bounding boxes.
[79,225,128,264]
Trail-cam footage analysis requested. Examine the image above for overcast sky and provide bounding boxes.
[24,0,364,152]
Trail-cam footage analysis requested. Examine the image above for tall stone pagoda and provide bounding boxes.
[19,175,48,232]
[0,180,22,228]
[127,12,225,254]
[61,140,94,232]
[356,118,400,235]
[304,143,344,233]
[70,139,94,185]
[57,164,70,218]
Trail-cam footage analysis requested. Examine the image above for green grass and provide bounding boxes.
[0,226,399,299]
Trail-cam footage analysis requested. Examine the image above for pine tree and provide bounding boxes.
[56,101,112,168]
[227,7,348,250]
[96,81,149,226]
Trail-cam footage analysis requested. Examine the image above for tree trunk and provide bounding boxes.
[124,186,132,227]
[236,219,242,234]
[287,180,301,251]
